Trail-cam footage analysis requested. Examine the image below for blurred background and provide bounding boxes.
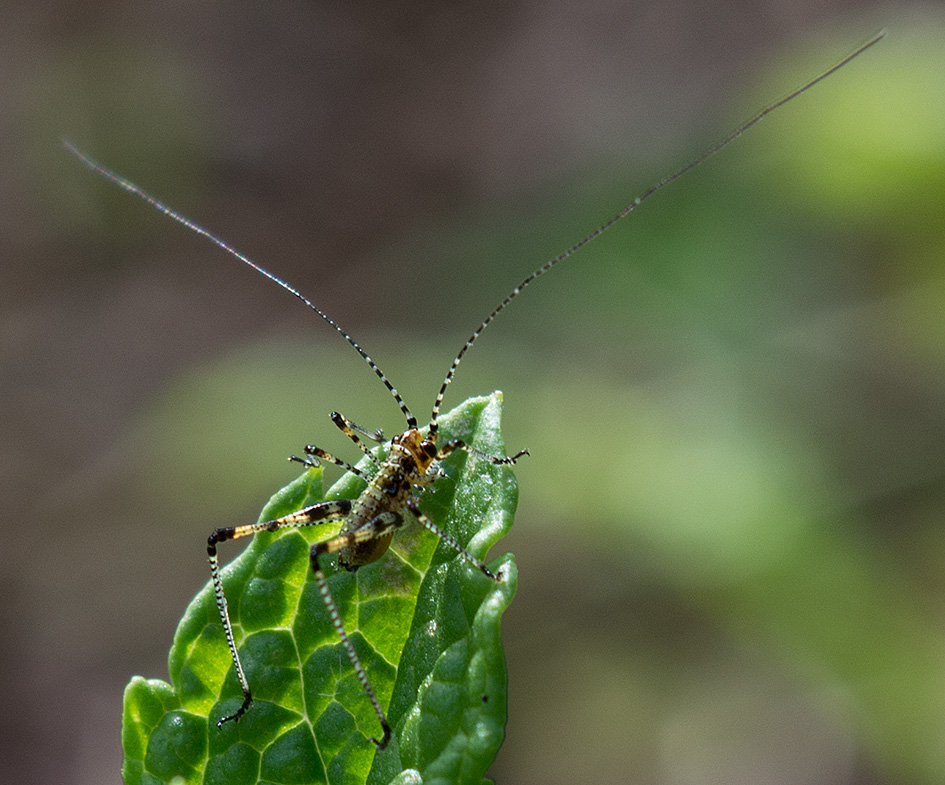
[3,1,943,783]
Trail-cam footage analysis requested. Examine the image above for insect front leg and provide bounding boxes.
[437,438,529,466]
[289,443,369,479]
[207,498,352,727]
[309,511,406,751]
[331,411,385,461]
[411,439,528,490]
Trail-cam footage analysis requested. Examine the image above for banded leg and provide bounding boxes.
[292,412,387,476]
[331,411,384,463]
[208,498,352,726]
[310,511,405,751]
[437,438,529,466]
[411,439,528,491]
[405,497,500,581]
[290,444,369,480]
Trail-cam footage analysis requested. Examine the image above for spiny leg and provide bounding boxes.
[208,499,352,726]
[405,497,500,581]
[331,411,385,462]
[332,411,385,442]
[309,511,406,751]
[290,409,390,478]
[410,437,527,492]
[310,567,392,751]
[437,438,529,466]
[289,444,370,480]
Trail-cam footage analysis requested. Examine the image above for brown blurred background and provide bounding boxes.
[3,1,944,783]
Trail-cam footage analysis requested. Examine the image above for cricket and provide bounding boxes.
[67,31,883,753]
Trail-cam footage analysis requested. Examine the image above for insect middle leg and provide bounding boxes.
[404,496,502,581]
[207,498,353,727]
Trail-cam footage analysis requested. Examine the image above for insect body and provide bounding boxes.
[207,416,524,750]
[66,31,883,754]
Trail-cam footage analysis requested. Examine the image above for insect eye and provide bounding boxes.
[421,441,437,457]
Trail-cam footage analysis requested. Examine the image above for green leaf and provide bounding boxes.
[122,393,518,785]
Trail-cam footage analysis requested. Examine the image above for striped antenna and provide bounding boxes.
[64,142,419,429]
[427,30,885,435]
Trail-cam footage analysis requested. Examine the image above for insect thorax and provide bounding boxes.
[337,428,438,570]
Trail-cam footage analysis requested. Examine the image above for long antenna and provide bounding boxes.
[427,30,885,436]
[64,141,419,429]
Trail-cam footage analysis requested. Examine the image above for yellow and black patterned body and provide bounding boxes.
[337,429,437,569]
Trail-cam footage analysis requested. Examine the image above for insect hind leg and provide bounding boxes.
[310,562,393,750]
[208,498,352,727]
[309,512,405,751]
